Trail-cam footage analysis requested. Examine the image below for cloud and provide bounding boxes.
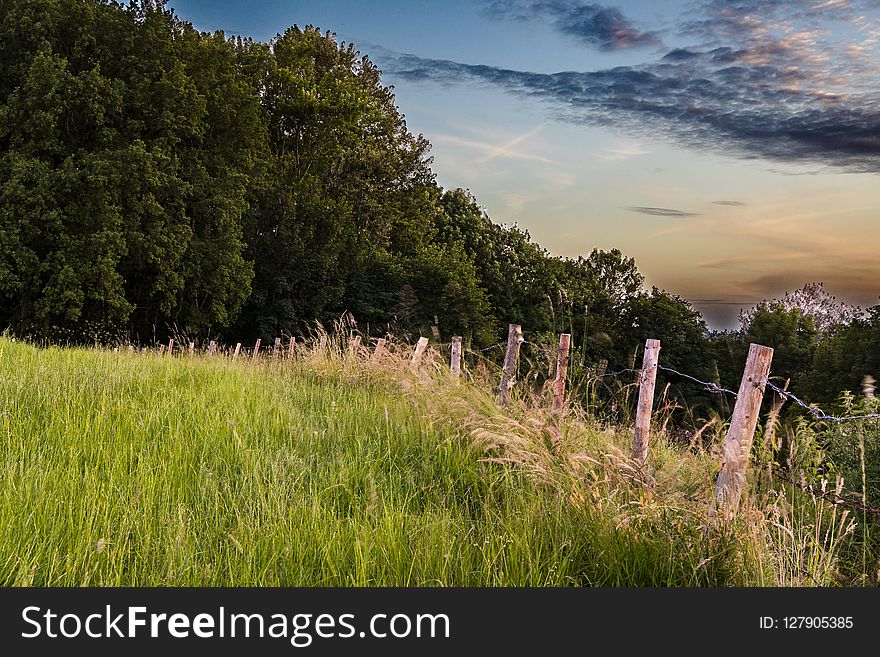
[379,0,880,174]
[432,127,557,164]
[480,1,662,50]
[626,206,699,217]
[712,200,747,206]
[595,142,650,161]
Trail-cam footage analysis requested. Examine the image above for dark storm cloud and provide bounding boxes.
[626,206,699,217]
[480,1,662,50]
[381,0,880,172]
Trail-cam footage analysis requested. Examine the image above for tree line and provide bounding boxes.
[1,0,877,417]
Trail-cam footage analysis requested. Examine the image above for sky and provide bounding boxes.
[168,0,880,329]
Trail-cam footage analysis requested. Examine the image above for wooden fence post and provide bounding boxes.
[411,337,429,367]
[552,333,572,414]
[712,343,774,520]
[632,339,661,465]
[497,324,523,405]
[252,338,261,362]
[188,341,194,356]
[232,343,241,360]
[208,340,216,355]
[273,337,282,358]
[166,339,174,356]
[450,336,463,380]
[288,336,296,359]
[349,335,362,356]
[372,338,387,361]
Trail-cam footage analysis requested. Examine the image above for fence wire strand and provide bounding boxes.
[657,365,739,397]
[762,380,880,424]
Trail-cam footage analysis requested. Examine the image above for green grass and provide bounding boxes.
[0,337,856,586]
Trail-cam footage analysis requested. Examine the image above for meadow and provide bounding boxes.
[0,335,868,586]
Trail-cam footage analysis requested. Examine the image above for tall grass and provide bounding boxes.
[0,334,867,586]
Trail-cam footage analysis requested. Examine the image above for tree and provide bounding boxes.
[805,305,880,403]
[744,303,818,390]
[739,282,860,335]
[0,0,261,340]
[232,26,440,340]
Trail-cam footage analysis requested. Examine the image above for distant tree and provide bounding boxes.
[805,305,880,403]
[739,282,860,335]
[744,303,818,390]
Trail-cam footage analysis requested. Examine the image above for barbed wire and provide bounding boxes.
[763,380,880,424]
[473,338,880,424]
[594,367,639,379]
[657,365,739,397]
[771,469,880,517]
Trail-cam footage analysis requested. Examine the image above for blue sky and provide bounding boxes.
[168,0,880,329]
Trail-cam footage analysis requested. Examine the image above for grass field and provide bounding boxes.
[0,336,865,586]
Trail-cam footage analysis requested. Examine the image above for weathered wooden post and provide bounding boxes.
[632,339,661,465]
[349,335,362,356]
[497,324,523,405]
[208,340,216,355]
[167,339,174,356]
[188,341,194,356]
[450,336,463,380]
[273,337,282,358]
[252,338,261,363]
[411,337,429,367]
[551,333,572,414]
[712,343,774,520]
[372,338,387,361]
[233,343,241,360]
[288,336,296,359]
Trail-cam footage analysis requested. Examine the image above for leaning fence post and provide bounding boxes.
[167,339,174,356]
[450,336,463,380]
[411,337,429,367]
[232,343,241,360]
[631,339,661,465]
[372,338,387,361]
[497,324,523,405]
[349,335,362,356]
[252,338,261,363]
[711,343,774,520]
[552,334,572,413]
